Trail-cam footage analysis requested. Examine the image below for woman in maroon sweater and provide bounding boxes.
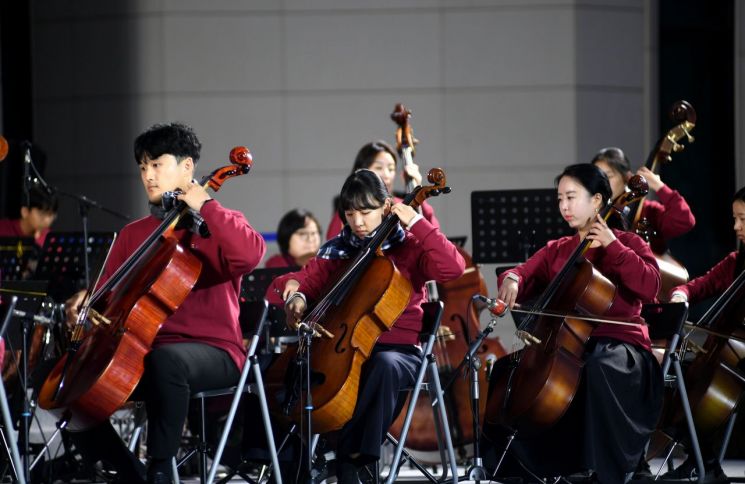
[489,164,662,484]
[659,186,745,481]
[268,169,464,483]
[592,146,696,254]
[65,123,266,484]
[264,208,322,268]
[325,140,439,239]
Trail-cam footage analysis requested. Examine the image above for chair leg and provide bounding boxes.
[427,355,458,484]
[672,354,705,482]
[172,456,180,484]
[717,410,737,463]
[0,373,25,484]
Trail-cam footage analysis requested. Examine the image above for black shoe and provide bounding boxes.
[632,458,653,481]
[661,456,728,483]
[147,470,173,484]
[336,459,362,484]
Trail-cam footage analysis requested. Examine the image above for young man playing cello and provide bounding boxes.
[63,122,265,484]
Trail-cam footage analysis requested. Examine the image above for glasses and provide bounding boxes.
[293,230,320,241]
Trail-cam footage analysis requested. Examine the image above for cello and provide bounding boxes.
[485,175,649,433]
[624,100,696,300]
[38,147,253,430]
[267,168,451,434]
[388,103,507,458]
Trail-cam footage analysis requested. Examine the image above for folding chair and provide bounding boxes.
[0,297,27,484]
[175,299,282,484]
[642,302,706,482]
[382,300,458,484]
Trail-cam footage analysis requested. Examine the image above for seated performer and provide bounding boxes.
[326,140,439,239]
[62,122,265,484]
[0,183,58,247]
[486,163,662,484]
[265,208,322,268]
[658,186,745,482]
[267,169,464,483]
[592,146,695,254]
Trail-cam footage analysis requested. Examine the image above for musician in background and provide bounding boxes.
[657,186,745,481]
[489,164,662,484]
[0,183,58,247]
[268,169,464,483]
[264,209,322,268]
[64,122,265,484]
[592,146,695,254]
[325,140,439,239]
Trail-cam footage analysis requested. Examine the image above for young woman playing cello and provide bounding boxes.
[325,140,439,239]
[267,169,464,483]
[658,186,745,481]
[489,163,663,484]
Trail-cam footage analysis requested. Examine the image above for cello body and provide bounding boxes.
[486,259,615,433]
[39,236,201,430]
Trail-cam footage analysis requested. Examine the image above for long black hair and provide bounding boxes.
[337,169,391,223]
[554,163,613,206]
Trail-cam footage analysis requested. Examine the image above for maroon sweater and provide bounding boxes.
[98,200,265,370]
[0,218,49,247]
[670,251,737,303]
[264,253,296,268]
[267,218,465,345]
[499,230,660,351]
[326,198,439,241]
[640,185,696,253]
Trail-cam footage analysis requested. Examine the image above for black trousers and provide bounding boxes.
[336,344,421,464]
[484,338,663,484]
[69,342,240,478]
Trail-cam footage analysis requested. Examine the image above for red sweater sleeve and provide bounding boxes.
[408,218,465,282]
[670,251,737,303]
[602,232,660,302]
[420,201,440,230]
[641,185,696,241]
[497,241,554,302]
[200,200,266,278]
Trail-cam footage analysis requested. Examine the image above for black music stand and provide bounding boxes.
[33,232,115,302]
[471,189,571,265]
[240,267,298,353]
[0,238,38,282]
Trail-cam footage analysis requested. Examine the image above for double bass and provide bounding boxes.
[267,169,451,434]
[388,103,506,458]
[624,100,696,300]
[485,176,649,433]
[39,147,253,430]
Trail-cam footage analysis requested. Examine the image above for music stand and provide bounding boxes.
[0,238,38,282]
[33,232,115,302]
[471,189,572,265]
[240,267,298,352]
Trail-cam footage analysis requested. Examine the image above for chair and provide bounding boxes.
[174,299,282,484]
[642,302,706,482]
[382,300,458,484]
[0,297,27,484]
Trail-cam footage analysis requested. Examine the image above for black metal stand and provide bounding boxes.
[299,329,317,484]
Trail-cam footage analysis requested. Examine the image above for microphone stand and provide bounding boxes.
[435,307,503,483]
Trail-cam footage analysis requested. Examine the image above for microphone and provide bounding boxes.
[471,294,508,317]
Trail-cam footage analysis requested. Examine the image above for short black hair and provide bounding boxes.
[23,184,58,213]
[351,140,398,173]
[734,186,745,204]
[134,122,201,165]
[338,169,391,223]
[590,146,632,176]
[555,163,612,206]
[276,209,321,255]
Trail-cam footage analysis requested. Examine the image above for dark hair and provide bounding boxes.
[590,146,632,176]
[134,122,202,165]
[735,186,745,276]
[276,209,321,255]
[338,169,391,222]
[23,184,58,213]
[351,140,398,173]
[733,186,745,204]
[554,163,613,206]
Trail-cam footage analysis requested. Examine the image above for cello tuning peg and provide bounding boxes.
[682,126,695,143]
[442,186,452,194]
